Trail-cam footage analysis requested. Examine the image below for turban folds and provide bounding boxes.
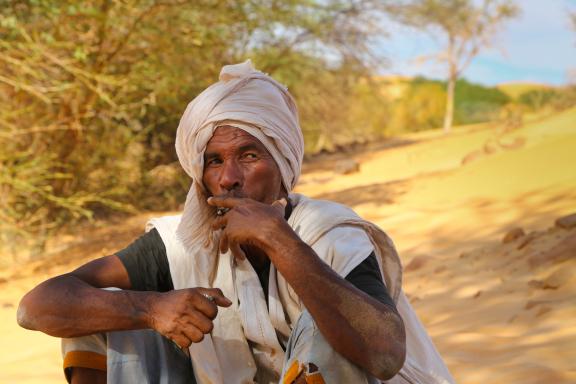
[175,60,304,251]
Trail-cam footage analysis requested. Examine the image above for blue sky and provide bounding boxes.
[379,0,576,86]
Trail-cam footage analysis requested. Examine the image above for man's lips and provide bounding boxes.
[214,191,244,199]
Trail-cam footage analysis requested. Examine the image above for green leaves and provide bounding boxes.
[0,15,18,29]
[386,0,520,131]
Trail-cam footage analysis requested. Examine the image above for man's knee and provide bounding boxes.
[69,367,106,384]
[282,310,376,384]
[62,330,194,384]
[282,360,326,384]
[62,333,107,383]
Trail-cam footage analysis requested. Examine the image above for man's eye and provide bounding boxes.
[206,158,222,166]
[243,153,258,160]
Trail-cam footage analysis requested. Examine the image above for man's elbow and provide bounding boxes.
[372,340,406,381]
[16,296,36,330]
[17,274,72,333]
[17,294,66,336]
[370,313,407,380]
[17,286,51,332]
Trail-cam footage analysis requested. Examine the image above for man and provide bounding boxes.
[17,61,453,383]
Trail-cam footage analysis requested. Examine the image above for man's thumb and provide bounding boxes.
[198,287,232,307]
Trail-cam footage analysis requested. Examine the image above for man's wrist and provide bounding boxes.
[126,290,161,330]
[261,222,309,263]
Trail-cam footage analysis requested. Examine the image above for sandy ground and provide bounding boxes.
[1,108,575,383]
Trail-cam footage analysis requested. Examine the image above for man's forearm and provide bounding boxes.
[17,274,156,338]
[264,231,406,380]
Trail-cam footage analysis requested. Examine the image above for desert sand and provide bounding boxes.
[1,108,575,383]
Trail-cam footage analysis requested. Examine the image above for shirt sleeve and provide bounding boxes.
[116,228,174,292]
[312,225,396,310]
[345,252,396,310]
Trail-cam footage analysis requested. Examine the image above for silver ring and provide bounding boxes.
[202,293,215,303]
[216,207,230,216]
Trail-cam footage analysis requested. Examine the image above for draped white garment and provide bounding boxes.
[146,194,454,384]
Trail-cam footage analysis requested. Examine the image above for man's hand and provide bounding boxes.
[207,196,289,261]
[17,255,233,344]
[148,288,232,348]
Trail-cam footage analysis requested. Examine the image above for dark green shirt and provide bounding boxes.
[117,228,396,310]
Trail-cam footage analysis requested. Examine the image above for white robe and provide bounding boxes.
[147,194,454,384]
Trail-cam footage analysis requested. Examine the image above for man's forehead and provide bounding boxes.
[205,126,265,151]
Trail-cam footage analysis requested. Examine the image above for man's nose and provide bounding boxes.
[219,160,242,191]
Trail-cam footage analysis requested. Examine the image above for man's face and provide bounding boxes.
[202,126,285,204]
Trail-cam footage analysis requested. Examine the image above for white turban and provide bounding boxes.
[175,60,304,251]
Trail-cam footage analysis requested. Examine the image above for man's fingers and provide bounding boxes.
[207,196,243,208]
[180,327,205,344]
[230,242,246,261]
[190,294,218,319]
[171,334,192,349]
[184,311,214,334]
[219,233,229,254]
[211,216,226,230]
[196,287,233,308]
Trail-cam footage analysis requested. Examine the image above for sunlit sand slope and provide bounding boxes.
[297,107,576,383]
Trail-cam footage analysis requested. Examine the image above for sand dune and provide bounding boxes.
[298,108,576,383]
[1,108,575,383]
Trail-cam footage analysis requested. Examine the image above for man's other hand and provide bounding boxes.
[208,196,290,261]
[148,287,232,349]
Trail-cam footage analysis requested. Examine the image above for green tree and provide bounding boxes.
[388,79,446,133]
[518,88,558,111]
[387,0,519,132]
[0,0,384,260]
[452,78,510,123]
